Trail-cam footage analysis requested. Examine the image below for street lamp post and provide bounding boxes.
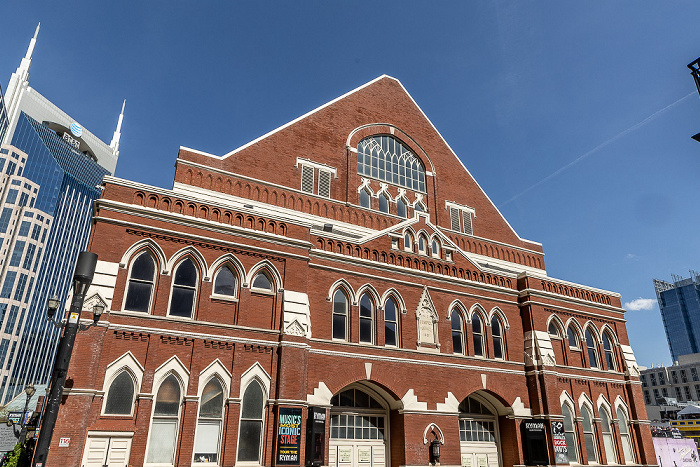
[32,252,99,467]
[7,383,36,445]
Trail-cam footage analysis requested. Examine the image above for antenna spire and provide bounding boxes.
[25,23,40,60]
[110,99,125,155]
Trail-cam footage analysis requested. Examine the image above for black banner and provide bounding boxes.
[277,407,303,465]
[551,420,569,464]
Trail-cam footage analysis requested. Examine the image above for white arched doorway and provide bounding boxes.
[458,394,502,467]
[329,385,390,467]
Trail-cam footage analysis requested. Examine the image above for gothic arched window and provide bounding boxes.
[146,374,182,464]
[194,378,225,463]
[603,332,617,371]
[491,316,504,359]
[384,297,398,347]
[237,380,265,462]
[104,371,135,415]
[168,259,198,318]
[451,309,464,355]
[213,266,237,297]
[332,289,348,340]
[581,405,598,463]
[124,251,156,312]
[359,293,374,344]
[472,314,484,357]
[357,135,426,192]
[585,329,599,368]
[562,403,579,463]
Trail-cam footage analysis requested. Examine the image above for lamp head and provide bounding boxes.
[92,303,105,323]
[47,296,60,319]
[25,383,35,398]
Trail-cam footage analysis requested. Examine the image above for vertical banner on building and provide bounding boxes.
[277,407,303,465]
[551,421,569,464]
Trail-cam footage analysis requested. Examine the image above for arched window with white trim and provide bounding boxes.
[193,378,225,464]
[146,374,182,464]
[397,198,408,218]
[357,135,426,192]
[431,238,440,258]
[360,189,371,209]
[472,314,484,357]
[603,332,617,371]
[251,271,273,292]
[562,402,579,463]
[581,405,598,463]
[124,251,156,312]
[548,321,561,338]
[104,370,135,415]
[418,235,428,255]
[237,380,265,462]
[491,316,504,360]
[378,192,389,213]
[451,309,465,355]
[332,289,348,340]
[617,407,635,464]
[404,232,413,251]
[600,407,617,463]
[585,329,599,369]
[568,327,580,349]
[213,265,237,297]
[384,297,398,347]
[359,293,374,344]
[168,258,198,318]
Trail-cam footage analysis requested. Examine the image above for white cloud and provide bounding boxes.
[624,298,656,311]
[626,253,637,259]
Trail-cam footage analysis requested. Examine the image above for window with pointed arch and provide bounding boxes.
[124,250,156,312]
[404,232,413,251]
[193,377,225,464]
[472,313,484,357]
[602,332,617,371]
[356,135,426,192]
[581,404,598,463]
[431,238,440,259]
[451,309,465,355]
[548,321,561,338]
[332,289,348,340]
[599,407,617,463]
[617,406,635,464]
[384,297,399,347]
[146,374,182,464]
[359,293,374,344]
[168,258,198,318]
[103,370,135,415]
[360,188,371,209]
[378,192,390,213]
[213,265,237,298]
[562,402,579,463]
[397,197,408,218]
[237,380,265,463]
[567,327,580,349]
[491,316,505,360]
[414,202,425,212]
[251,270,273,293]
[418,235,428,255]
[585,329,599,368]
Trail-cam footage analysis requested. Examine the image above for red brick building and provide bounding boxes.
[51,76,653,467]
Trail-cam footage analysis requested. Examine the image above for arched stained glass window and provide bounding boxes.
[586,329,599,368]
[357,135,426,192]
[603,332,617,371]
[147,374,182,464]
[384,297,398,347]
[472,314,484,357]
[359,293,374,344]
[332,289,348,340]
[169,259,197,318]
[214,266,237,296]
[125,251,156,312]
[238,381,265,462]
[104,371,135,415]
[491,316,504,360]
[194,378,225,463]
[451,309,464,354]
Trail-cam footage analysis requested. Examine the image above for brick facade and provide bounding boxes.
[49,76,654,467]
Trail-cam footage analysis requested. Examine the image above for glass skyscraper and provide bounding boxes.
[0,25,122,402]
[654,273,700,362]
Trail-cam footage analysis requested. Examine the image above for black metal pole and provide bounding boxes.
[32,252,97,467]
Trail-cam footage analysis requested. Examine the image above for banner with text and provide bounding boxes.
[277,407,303,465]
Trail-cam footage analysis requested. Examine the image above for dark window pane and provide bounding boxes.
[568,328,578,347]
[472,315,482,333]
[378,194,389,213]
[174,259,197,286]
[252,272,272,290]
[548,322,558,336]
[385,322,396,346]
[355,390,369,408]
[237,420,262,461]
[473,336,483,356]
[131,253,155,281]
[360,295,372,318]
[169,287,195,318]
[384,299,396,321]
[214,267,236,295]
[333,314,346,339]
[241,381,263,419]
[105,371,134,414]
[155,375,181,416]
[124,282,152,312]
[333,290,347,313]
[200,379,224,417]
[493,338,503,359]
[360,319,372,343]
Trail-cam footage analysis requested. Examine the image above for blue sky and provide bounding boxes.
[3,1,700,367]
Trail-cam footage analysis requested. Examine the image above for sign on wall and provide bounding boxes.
[277,407,303,465]
[521,419,549,466]
[550,421,569,464]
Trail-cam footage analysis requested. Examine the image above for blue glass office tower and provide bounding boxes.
[654,273,700,362]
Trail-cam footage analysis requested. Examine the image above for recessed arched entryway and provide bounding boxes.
[329,383,394,467]
[458,392,507,467]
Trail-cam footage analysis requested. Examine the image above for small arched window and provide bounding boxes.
[581,405,598,463]
[104,371,135,415]
[585,329,599,368]
[359,293,374,344]
[548,322,560,338]
[491,316,504,359]
[617,407,635,464]
[146,374,182,464]
[194,378,225,464]
[603,332,617,371]
[431,239,440,258]
[451,309,464,355]
[378,193,389,213]
[213,266,237,297]
[562,403,579,463]
[169,258,198,318]
[360,189,371,209]
[384,297,398,347]
[124,251,156,312]
[567,327,580,349]
[404,233,413,251]
[600,408,617,463]
[397,198,408,218]
[237,380,265,462]
[414,202,425,212]
[251,271,273,292]
[472,314,484,357]
[418,235,428,255]
[332,289,348,340]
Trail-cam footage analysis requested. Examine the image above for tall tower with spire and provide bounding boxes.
[0,24,124,404]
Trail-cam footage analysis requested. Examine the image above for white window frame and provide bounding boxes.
[100,352,144,417]
[166,258,199,319]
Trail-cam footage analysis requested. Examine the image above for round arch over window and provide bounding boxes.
[124,251,156,313]
[169,258,198,318]
[357,135,426,192]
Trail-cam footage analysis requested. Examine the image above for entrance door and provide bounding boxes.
[329,387,389,467]
[459,396,501,467]
[81,433,133,467]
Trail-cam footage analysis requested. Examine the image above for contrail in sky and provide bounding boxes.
[498,91,696,208]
